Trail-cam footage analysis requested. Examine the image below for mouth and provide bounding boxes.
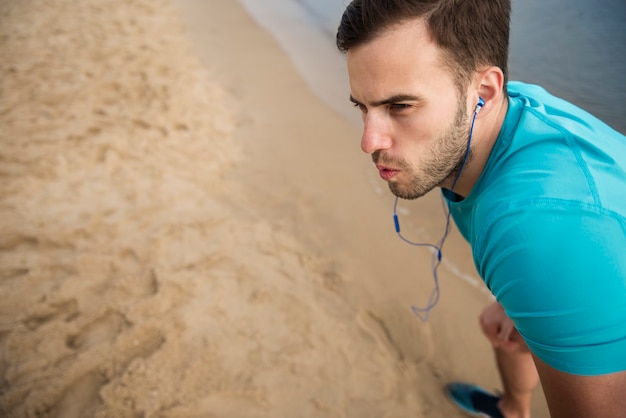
[376,165,399,181]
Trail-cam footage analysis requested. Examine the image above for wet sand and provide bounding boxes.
[0,0,547,416]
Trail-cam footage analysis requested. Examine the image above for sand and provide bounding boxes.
[0,0,548,417]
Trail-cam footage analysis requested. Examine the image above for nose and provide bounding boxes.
[361,114,392,154]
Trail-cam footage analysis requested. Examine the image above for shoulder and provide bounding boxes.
[507,81,624,142]
[476,83,626,219]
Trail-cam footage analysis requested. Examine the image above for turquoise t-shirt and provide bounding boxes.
[446,81,626,376]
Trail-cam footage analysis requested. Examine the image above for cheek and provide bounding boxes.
[395,111,443,144]
[391,120,435,165]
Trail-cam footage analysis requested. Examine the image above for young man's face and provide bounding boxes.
[347,19,473,199]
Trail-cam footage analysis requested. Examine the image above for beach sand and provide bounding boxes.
[0,0,547,416]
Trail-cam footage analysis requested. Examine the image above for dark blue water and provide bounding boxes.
[509,0,626,133]
[241,0,626,134]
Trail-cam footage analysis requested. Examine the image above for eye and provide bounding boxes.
[352,102,367,113]
[390,103,411,111]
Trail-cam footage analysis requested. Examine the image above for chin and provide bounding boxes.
[389,183,430,200]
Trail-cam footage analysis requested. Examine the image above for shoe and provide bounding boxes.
[445,382,505,418]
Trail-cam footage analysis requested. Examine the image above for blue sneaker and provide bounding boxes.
[445,382,505,418]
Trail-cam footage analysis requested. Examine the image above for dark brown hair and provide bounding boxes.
[336,0,510,90]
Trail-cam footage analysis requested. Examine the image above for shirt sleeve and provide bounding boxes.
[474,200,626,375]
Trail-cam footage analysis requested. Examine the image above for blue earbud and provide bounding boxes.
[475,97,485,113]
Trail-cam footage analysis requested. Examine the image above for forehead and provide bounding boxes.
[346,19,455,102]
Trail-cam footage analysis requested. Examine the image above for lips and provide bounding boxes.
[376,165,399,181]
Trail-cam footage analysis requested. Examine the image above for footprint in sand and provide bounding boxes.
[23,299,79,331]
[46,371,108,418]
[66,310,130,350]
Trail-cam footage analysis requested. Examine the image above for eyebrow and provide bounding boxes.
[349,94,423,107]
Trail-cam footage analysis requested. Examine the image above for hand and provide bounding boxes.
[479,301,525,351]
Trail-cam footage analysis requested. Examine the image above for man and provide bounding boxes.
[336,1,626,417]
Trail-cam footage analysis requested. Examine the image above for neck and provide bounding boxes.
[446,96,509,198]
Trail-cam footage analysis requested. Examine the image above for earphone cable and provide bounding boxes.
[393,102,481,321]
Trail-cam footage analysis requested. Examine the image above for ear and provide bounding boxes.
[473,66,505,117]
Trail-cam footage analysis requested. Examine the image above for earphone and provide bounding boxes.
[394,97,484,321]
[475,96,485,113]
